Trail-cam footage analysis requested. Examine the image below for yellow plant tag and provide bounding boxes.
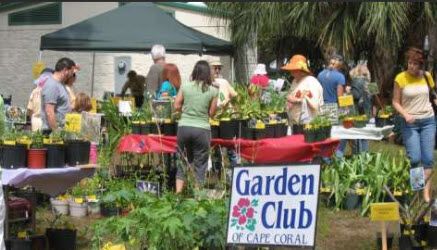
[43,138,50,144]
[102,242,126,250]
[320,187,331,193]
[110,97,121,106]
[3,140,16,146]
[209,119,219,126]
[355,188,366,196]
[255,121,265,129]
[87,195,97,201]
[370,202,400,221]
[65,113,82,133]
[164,119,172,124]
[74,198,84,204]
[269,120,277,125]
[17,231,27,239]
[394,191,402,196]
[338,95,354,107]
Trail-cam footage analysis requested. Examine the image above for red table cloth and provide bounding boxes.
[117,134,339,164]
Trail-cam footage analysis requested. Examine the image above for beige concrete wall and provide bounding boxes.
[0,2,232,107]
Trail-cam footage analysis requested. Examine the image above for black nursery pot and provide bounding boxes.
[235,119,248,138]
[65,140,90,166]
[8,238,31,250]
[274,123,288,138]
[292,124,305,135]
[2,144,27,169]
[141,123,150,135]
[242,126,252,140]
[149,123,159,134]
[427,226,437,247]
[375,116,394,128]
[264,124,276,138]
[100,203,120,217]
[211,125,220,139]
[131,123,142,134]
[46,144,65,168]
[343,192,361,210]
[219,120,237,139]
[253,128,266,140]
[160,122,177,136]
[46,228,77,250]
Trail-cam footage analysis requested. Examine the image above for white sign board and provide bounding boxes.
[227,165,320,248]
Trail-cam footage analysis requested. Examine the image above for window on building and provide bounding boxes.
[8,3,62,26]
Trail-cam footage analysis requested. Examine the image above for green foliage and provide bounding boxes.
[91,192,227,250]
[322,152,410,216]
[30,130,44,149]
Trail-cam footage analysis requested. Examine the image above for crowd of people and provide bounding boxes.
[21,44,435,199]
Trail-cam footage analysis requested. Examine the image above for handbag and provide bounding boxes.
[424,72,437,114]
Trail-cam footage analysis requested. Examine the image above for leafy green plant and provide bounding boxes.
[30,131,44,149]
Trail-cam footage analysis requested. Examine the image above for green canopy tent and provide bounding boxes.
[39,2,234,95]
[40,2,233,55]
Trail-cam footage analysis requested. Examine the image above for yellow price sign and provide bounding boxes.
[32,61,46,80]
[65,113,82,133]
[338,95,354,107]
[370,202,400,222]
[110,97,121,106]
[90,98,97,113]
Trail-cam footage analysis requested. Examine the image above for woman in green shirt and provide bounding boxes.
[174,60,218,193]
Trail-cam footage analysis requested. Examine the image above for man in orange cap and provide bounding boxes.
[282,55,323,131]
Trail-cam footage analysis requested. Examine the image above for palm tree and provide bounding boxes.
[207,2,437,97]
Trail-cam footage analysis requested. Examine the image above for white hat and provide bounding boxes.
[210,60,222,67]
[254,64,267,75]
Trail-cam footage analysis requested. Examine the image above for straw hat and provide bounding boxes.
[253,64,267,75]
[210,60,223,67]
[281,55,311,74]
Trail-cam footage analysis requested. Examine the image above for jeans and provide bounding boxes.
[401,116,436,169]
[351,139,369,154]
[176,126,211,184]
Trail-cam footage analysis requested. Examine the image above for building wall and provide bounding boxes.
[0,2,231,107]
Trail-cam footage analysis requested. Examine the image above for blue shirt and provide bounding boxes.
[317,68,346,103]
[156,80,177,99]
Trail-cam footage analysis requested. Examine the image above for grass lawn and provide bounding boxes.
[33,140,436,250]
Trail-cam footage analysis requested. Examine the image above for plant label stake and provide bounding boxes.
[370,202,400,250]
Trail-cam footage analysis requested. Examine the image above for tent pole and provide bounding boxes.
[91,52,96,97]
[231,56,234,84]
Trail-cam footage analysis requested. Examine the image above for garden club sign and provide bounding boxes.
[227,164,320,248]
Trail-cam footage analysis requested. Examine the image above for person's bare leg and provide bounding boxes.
[176,179,184,193]
[424,169,433,202]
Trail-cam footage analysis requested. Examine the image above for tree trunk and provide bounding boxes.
[368,46,398,108]
[233,31,257,84]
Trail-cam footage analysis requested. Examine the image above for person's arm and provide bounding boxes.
[45,103,57,130]
[27,91,35,117]
[209,97,218,117]
[337,83,344,97]
[121,81,129,97]
[287,93,302,104]
[392,81,414,123]
[173,89,183,112]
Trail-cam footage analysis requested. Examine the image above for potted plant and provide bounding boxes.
[130,109,143,135]
[2,130,28,169]
[46,214,77,250]
[353,114,368,128]
[376,106,394,128]
[68,184,88,217]
[50,194,70,215]
[27,131,47,169]
[64,131,90,166]
[209,119,220,139]
[46,130,65,168]
[342,116,354,129]
[7,229,46,250]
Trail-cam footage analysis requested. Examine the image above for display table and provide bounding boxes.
[2,165,97,197]
[331,125,394,140]
[118,134,340,164]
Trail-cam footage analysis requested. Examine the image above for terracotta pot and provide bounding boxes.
[27,148,47,169]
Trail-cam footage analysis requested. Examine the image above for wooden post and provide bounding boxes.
[381,221,387,250]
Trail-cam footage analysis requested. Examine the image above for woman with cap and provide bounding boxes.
[392,47,436,203]
[250,64,270,88]
[27,68,54,131]
[283,55,323,131]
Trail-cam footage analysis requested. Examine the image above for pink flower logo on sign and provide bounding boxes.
[230,198,258,231]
